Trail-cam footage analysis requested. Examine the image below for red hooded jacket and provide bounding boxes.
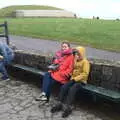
[51,49,74,84]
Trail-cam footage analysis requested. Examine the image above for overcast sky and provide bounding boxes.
[0,0,120,19]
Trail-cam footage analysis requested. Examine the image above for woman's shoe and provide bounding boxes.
[35,92,48,101]
[1,76,10,81]
[62,106,72,118]
[51,102,62,113]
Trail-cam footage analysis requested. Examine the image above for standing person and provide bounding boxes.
[51,46,90,118]
[0,42,14,81]
[35,42,74,102]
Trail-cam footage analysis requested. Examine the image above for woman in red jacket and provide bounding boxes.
[36,42,74,102]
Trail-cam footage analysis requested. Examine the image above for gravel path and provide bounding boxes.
[0,77,119,120]
[0,35,120,61]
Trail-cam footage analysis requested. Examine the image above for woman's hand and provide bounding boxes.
[0,55,3,60]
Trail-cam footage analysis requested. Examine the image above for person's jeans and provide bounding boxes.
[0,55,14,78]
[0,61,8,78]
[59,81,84,105]
[58,80,75,102]
[42,72,58,99]
[65,83,84,105]
[4,54,14,65]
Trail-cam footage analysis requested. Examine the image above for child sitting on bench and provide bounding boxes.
[51,46,90,118]
[35,42,74,102]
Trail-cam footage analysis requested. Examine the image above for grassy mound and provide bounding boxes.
[0,5,61,18]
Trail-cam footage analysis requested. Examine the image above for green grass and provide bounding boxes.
[0,5,61,18]
[0,18,120,52]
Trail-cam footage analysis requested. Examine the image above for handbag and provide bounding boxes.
[48,64,59,70]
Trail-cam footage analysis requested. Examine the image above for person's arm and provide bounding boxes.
[73,60,90,83]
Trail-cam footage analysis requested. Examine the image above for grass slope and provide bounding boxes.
[0,18,120,52]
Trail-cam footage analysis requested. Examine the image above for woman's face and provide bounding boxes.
[61,43,70,51]
[75,52,82,61]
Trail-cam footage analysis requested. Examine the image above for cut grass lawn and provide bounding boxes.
[0,18,120,52]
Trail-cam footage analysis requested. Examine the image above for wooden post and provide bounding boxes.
[4,21,10,45]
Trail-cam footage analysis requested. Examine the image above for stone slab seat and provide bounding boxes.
[10,63,45,77]
[10,63,120,103]
[0,34,5,37]
[81,84,120,103]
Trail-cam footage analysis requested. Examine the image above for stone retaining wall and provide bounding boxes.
[13,50,120,92]
[14,10,75,18]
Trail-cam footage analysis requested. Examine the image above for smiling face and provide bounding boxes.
[61,43,70,51]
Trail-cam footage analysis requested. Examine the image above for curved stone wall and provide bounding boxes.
[13,50,120,92]
[15,10,75,18]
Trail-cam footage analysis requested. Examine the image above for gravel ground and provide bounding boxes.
[0,76,119,120]
[1,35,120,61]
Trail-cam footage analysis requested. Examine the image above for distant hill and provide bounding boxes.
[0,5,62,18]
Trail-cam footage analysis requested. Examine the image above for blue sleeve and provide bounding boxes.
[0,44,7,59]
[0,43,14,63]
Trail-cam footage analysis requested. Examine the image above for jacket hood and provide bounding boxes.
[76,46,86,59]
[61,48,72,56]
[55,49,72,58]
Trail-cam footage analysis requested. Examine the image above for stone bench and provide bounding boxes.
[81,84,120,103]
[10,63,120,104]
[10,63,45,77]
